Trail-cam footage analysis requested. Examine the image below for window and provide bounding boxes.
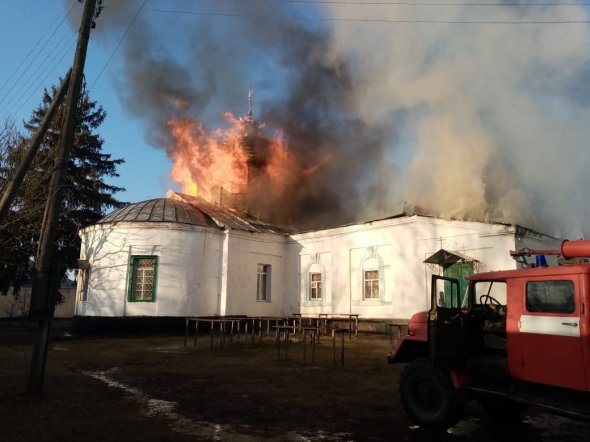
[310,273,322,300]
[128,256,158,302]
[364,269,379,299]
[80,269,90,302]
[526,280,575,314]
[257,264,271,301]
[474,281,507,306]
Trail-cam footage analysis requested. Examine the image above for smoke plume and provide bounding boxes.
[74,0,590,236]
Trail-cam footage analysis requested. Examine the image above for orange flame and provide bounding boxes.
[168,114,249,200]
[265,131,293,195]
[167,111,328,210]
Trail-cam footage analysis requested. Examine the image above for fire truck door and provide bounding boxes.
[429,275,466,369]
[517,279,586,391]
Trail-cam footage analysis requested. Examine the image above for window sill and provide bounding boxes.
[352,299,391,306]
[302,300,331,307]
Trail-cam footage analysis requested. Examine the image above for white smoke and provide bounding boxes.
[321,2,590,237]
[68,1,590,236]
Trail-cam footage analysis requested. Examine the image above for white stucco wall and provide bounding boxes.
[76,222,224,317]
[223,231,292,317]
[75,214,562,322]
[291,215,562,321]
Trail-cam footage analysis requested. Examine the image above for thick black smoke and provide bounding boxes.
[68,0,590,236]
[73,0,399,230]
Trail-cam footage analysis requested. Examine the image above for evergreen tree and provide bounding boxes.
[0,118,32,296]
[0,80,125,296]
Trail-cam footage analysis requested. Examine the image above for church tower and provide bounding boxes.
[216,87,270,217]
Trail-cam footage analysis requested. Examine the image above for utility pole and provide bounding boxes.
[27,0,99,396]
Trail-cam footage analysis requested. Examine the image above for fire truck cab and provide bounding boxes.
[388,240,590,429]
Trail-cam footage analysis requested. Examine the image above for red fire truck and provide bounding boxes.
[388,239,590,429]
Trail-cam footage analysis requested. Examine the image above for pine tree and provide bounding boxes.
[0,118,32,296]
[0,80,125,296]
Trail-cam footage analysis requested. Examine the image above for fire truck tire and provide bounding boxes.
[399,358,463,430]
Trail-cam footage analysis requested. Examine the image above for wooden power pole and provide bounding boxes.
[27,0,99,396]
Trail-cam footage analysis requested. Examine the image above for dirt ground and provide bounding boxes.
[1,320,590,442]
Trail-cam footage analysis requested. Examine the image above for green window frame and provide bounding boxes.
[128,256,158,302]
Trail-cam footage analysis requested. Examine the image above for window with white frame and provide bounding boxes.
[363,269,379,299]
[310,272,322,300]
[128,256,158,302]
[257,264,271,301]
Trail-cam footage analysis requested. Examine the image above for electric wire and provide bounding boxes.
[0,1,74,99]
[3,34,77,123]
[3,0,590,127]
[131,6,590,24]
[89,0,149,92]
[13,37,78,119]
[5,31,75,110]
[277,1,590,5]
[0,1,77,109]
[88,0,590,95]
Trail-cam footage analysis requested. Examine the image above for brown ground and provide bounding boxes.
[1,320,589,442]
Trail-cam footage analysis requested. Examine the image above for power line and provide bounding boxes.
[89,0,149,91]
[278,1,590,5]
[0,1,77,108]
[3,33,77,121]
[5,32,75,110]
[137,7,590,24]
[0,2,72,98]
[13,38,78,119]
[313,17,590,23]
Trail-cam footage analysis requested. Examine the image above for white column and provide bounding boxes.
[218,229,230,316]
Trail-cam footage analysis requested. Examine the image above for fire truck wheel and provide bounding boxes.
[399,358,463,430]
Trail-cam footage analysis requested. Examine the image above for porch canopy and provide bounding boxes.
[423,249,478,265]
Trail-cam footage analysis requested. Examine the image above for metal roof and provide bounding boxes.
[170,193,291,234]
[97,194,291,235]
[98,198,217,227]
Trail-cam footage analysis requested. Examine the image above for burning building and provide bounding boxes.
[64,0,590,329]
[166,93,302,227]
[72,95,566,328]
[74,192,563,329]
[210,107,271,216]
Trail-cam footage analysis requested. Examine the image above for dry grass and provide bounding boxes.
[1,320,589,441]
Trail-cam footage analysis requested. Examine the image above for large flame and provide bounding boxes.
[168,112,300,205]
[168,113,250,200]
